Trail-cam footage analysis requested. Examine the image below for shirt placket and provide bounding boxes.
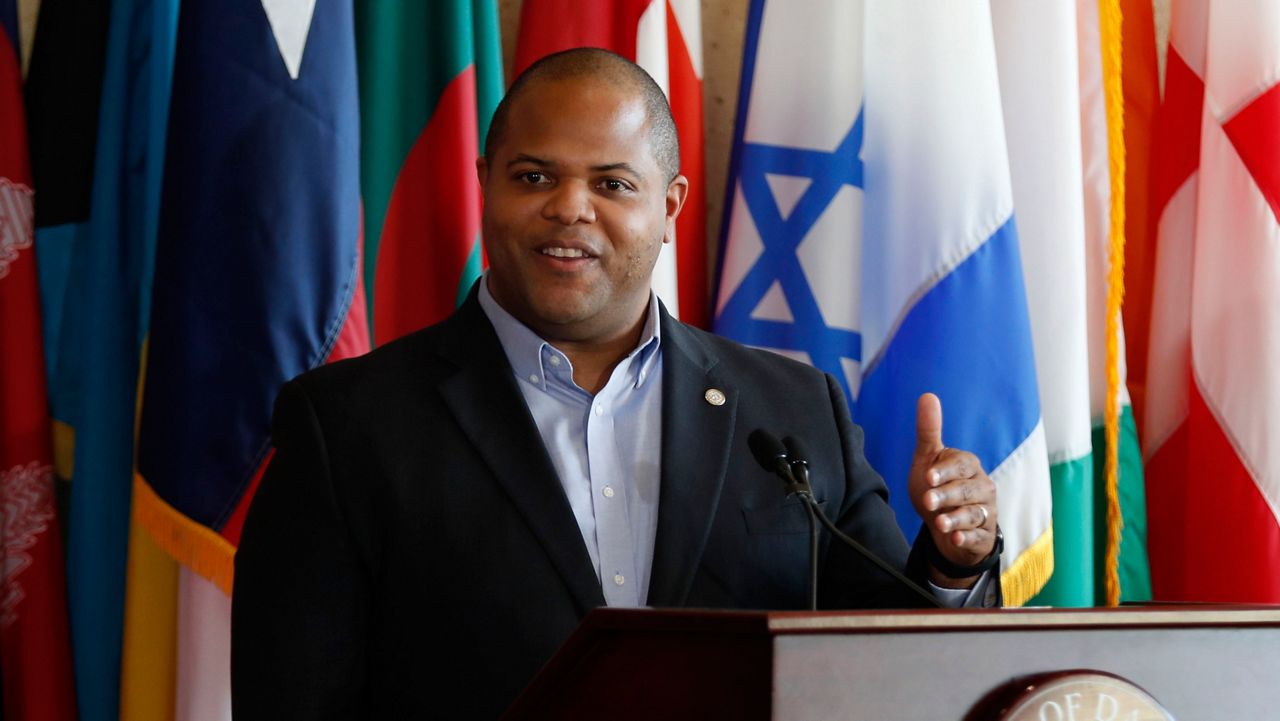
[587,379,639,607]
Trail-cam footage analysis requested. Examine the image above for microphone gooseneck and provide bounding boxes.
[749,428,944,609]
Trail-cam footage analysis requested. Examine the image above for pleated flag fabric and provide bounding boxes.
[1145,0,1280,602]
[129,1,371,716]
[990,0,1152,607]
[0,2,77,716]
[135,0,368,598]
[988,0,1095,607]
[1071,0,1150,606]
[357,0,504,346]
[714,0,1053,605]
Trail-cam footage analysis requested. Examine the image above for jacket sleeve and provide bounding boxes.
[231,380,371,719]
[816,373,1003,609]
[816,373,940,610]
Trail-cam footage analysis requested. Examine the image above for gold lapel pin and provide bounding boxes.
[704,388,726,406]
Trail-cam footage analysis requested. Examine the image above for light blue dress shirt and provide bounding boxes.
[478,279,989,608]
[479,281,663,607]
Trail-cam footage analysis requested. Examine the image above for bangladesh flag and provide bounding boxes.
[356,0,504,345]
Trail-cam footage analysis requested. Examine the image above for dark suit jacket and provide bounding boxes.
[231,293,944,719]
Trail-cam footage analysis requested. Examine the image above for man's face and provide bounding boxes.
[478,76,687,345]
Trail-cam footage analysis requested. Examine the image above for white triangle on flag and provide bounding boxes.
[750,280,794,323]
[765,173,811,221]
[260,0,317,80]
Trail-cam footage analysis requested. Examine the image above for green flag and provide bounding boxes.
[356,0,504,345]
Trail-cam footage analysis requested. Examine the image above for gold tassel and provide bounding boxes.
[1098,0,1128,608]
[133,474,237,595]
[1000,527,1055,607]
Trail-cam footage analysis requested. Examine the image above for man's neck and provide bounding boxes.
[550,318,646,395]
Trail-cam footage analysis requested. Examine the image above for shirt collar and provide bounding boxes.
[477,273,662,393]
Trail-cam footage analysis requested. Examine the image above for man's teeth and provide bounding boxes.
[542,247,588,258]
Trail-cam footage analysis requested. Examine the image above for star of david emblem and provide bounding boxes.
[716,111,865,402]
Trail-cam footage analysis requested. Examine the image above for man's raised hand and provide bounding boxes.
[908,392,999,587]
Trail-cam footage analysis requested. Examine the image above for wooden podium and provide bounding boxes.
[503,605,1280,719]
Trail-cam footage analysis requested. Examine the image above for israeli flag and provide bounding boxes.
[714,0,1052,603]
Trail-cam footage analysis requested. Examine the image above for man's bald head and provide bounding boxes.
[484,48,681,182]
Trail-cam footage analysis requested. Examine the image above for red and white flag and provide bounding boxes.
[1145,0,1280,601]
[514,0,709,328]
[0,7,78,718]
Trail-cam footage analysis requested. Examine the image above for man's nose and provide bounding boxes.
[541,181,597,225]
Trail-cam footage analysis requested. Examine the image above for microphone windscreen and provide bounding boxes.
[781,435,810,464]
[747,429,788,470]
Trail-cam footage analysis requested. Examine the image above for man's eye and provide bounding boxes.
[520,171,547,184]
[602,179,630,192]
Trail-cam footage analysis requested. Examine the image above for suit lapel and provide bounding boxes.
[647,313,738,606]
[435,296,605,613]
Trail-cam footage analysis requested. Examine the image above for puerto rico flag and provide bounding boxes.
[135,0,369,598]
[714,0,1052,604]
[515,0,709,328]
[1144,0,1280,602]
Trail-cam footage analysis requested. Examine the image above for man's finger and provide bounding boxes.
[922,475,991,512]
[945,527,993,551]
[933,503,993,532]
[926,452,982,488]
[914,392,944,459]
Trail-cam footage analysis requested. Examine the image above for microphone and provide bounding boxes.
[782,435,811,486]
[749,430,814,498]
[750,429,819,609]
[750,429,943,609]
[747,429,795,482]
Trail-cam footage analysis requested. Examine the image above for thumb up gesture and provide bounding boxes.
[909,393,1000,588]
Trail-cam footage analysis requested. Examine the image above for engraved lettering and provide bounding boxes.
[1065,692,1083,721]
[1039,701,1064,721]
[1094,692,1118,721]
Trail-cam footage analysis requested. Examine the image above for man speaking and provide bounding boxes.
[232,48,1001,719]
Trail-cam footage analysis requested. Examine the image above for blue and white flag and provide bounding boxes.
[713,0,1052,604]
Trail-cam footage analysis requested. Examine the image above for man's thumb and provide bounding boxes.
[915,392,944,457]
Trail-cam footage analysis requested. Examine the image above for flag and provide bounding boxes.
[356,0,504,345]
[991,0,1152,608]
[515,0,709,328]
[24,0,179,716]
[1117,0,1162,434]
[713,0,1052,605]
[1145,0,1280,601]
[132,0,370,713]
[22,0,112,378]
[1073,0,1150,605]
[988,0,1095,607]
[0,1,77,716]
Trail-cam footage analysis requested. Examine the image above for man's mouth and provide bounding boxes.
[541,247,591,259]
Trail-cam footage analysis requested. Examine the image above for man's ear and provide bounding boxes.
[663,174,689,245]
[476,156,489,189]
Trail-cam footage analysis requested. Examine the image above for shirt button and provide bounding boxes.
[603,486,615,498]
[613,574,625,586]
[548,355,562,367]
[594,405,603,416]
[529,374,539,384]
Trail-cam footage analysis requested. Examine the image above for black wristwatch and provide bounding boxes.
[925,525,1003,579]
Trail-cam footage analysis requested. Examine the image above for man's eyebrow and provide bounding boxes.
[592,162,644,180]
[506,153,553,168]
